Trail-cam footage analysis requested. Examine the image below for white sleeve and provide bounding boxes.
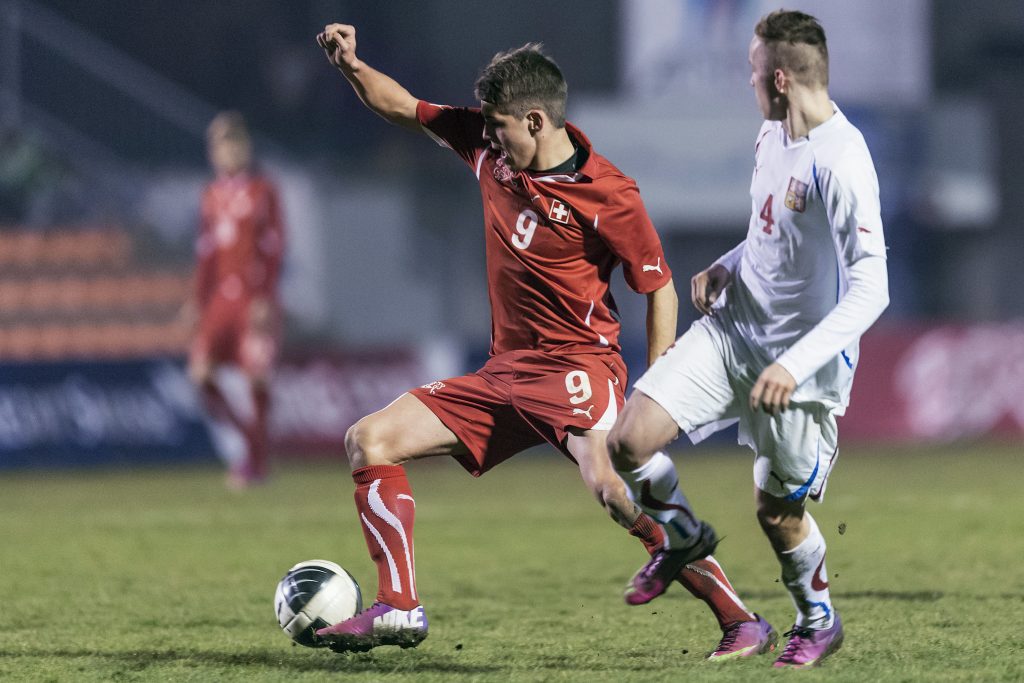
[713,240,746,275]
[820,143,887,266]
[776,256,889,384]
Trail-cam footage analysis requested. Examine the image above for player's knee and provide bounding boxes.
[344,417,399,468]
[606,426,644,470]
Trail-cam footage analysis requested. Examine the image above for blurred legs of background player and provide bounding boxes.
[188,308,276,490]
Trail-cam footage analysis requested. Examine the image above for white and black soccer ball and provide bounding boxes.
[274,559,362,647]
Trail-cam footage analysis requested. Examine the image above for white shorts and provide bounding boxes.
[634,317,839,502]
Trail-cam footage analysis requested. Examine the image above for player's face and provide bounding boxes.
[749,37,786,121]
[480,102,537,172]
[208,136,252,176]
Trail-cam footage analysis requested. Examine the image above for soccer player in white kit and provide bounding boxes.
[608,10,889,668]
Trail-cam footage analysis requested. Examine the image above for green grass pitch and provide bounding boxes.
[1,443,1021,682]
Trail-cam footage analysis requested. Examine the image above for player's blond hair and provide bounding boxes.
[755,10,829,88]
[207,110,251,143]
[474,43,568,127]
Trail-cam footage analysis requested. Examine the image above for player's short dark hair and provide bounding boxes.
[755,10,829,88]
[474,43,568,127]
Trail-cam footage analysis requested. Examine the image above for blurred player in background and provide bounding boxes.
[312,23,763,653]
[608,10,889,668]
[184,111,285,490]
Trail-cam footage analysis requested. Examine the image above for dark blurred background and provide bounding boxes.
[2,0,1021,466]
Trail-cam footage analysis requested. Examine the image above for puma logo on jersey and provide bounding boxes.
[421,381,446,395]
[373,606,426,630]
[642,257,663,275]
[857,226,872,233]
[572,405,594,419]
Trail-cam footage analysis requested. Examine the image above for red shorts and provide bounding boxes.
[191,296,278,377]
[411,349,627,476]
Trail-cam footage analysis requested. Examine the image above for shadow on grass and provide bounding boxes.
[0,647,500,675]
[741,589,946,602]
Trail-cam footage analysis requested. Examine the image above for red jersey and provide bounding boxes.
[417,100,672,356]
[196,173,284,307]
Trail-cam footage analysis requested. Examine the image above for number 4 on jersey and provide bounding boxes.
[760,194,774,234]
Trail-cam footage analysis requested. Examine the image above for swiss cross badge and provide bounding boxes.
[784,177,808,212]
[548,199,571,224]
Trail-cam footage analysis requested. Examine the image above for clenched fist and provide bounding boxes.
[317,23,359,72]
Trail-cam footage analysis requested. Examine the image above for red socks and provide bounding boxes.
[678,556,755,628]
[248,384,270,477]
[352,465,419,610]
[628,513,666,554]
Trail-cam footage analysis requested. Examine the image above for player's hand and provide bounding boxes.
[177,299,199,334]
[248,298,273,334]
[690,264,731,316]
[317,23,359,72]
[749,363,797,415]
[187,354,213,386]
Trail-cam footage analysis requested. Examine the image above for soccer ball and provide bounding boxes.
[274,559,362,647]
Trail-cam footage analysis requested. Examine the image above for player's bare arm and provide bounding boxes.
[690,263,731,316]
[645,279,678,366]
[317,24,419,131]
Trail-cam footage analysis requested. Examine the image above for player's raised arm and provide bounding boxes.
[317,24,420,131]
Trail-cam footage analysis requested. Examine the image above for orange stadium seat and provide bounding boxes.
[0,228,191,361]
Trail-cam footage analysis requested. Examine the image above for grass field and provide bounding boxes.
[1,442,1022,682]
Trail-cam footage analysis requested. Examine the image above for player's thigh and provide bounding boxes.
[631,318,738,439]
[348,392,469,467]
[746,403,839,502]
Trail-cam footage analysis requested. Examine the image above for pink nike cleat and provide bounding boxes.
[706,614,778,660]
[315,602,428,653]
[624,520,719,605]
[773,612,844,668]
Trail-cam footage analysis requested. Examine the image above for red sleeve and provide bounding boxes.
[254,180,285,301]
[416,100,486,170]
[598,180,672,294]
[194,187,217,306]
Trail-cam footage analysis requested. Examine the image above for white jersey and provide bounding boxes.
[715,105,889,412]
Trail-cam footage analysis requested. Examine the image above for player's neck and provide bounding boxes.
[529,128,576,172]
[784,89,834,140]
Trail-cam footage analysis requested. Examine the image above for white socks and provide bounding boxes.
[778,513,835,629]
[617,451,701,550]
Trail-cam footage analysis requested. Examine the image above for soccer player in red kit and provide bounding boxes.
[313,24,760,653]
[185,112,284,489]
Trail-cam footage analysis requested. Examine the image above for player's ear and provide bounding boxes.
[773,68,788,94]
[526,110,544,135]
